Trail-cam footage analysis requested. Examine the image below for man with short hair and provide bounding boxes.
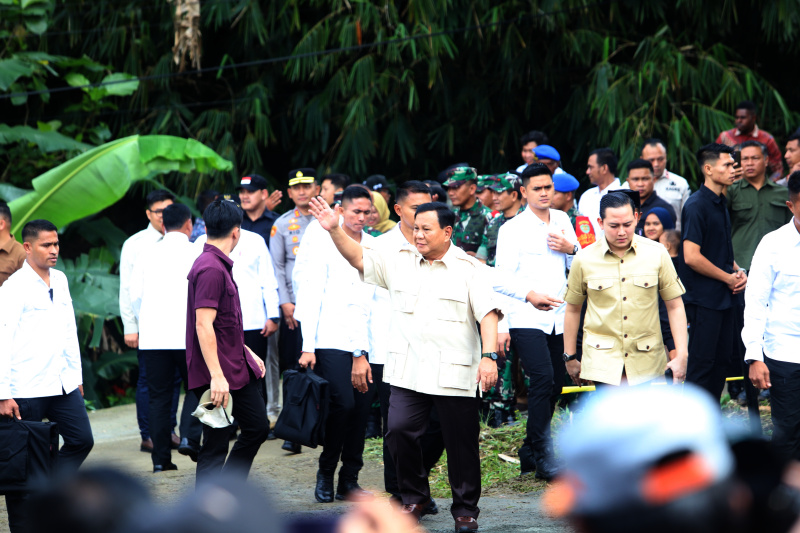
[579,148,623,236]
[496,163,579,480]
[0,201,25,286]
[444,166,493,260]
[517,130,549,173]
[716,100,783,181]
[729,141,792,270]
[779,132,800,186]
[119,189,181,453]
[130,203,203,472]
[320,173,351,205]
[682,143,747,399]
[744,172,800,460]
[551,173,581,227]
[641,139,691,229]
[533,145,566,175]
[295,185,375,503]
[309,197,502,533]
[564,193,688,388]
[623,159,676,233]
[0,219,94,533]
[186,200,269,483]
[239,174,281,247]
[363,181,440,503]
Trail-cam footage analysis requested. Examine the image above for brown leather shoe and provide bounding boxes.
[170,432,181,449]
[455,516,479,532]
[140,438,153,453]
[400,501,429,523]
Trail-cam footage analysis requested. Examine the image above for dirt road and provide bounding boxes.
[0,401,570,533]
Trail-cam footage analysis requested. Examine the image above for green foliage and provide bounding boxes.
[7,134,233,238]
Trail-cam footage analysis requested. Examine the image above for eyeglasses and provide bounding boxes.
[148,209,166,215]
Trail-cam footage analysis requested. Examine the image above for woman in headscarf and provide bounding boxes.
[642,206,675,242]
[365,190,396,236]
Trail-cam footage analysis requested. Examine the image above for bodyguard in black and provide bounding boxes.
[681,143,747,399]
[238,174,280,248]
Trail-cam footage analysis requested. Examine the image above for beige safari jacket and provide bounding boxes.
[362,241,502,397]
[564,235,685,385]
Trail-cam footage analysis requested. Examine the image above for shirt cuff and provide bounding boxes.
[744,346,764,363]
[122,321,139,335]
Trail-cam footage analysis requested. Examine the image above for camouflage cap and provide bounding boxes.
[488,173,517,193]
[442,166,478,187]
[476,174,494,192]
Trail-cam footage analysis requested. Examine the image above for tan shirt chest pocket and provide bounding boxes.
[635,334,660,354]
[586,278,616,307]
[632,274,658,306]
[438,350,474,390]
[435,288,468,322]
[391,286,418,313]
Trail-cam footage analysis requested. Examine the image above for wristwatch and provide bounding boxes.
[481,352,498,360]
[563,352,578,362]
[352,350,368,358]
[571,244,579,255]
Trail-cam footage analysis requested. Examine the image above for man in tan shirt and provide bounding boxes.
[308,197,502,533]
[0,202,25,287]
[563,192,688,386]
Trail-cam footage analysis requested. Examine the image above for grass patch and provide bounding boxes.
[364,410,576,498]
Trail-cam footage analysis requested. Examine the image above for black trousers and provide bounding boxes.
[192,375,269,485]
[685,304,734,399]
[5,388,94,533]
[244,330,269,407]
[143,349,202,468]
[372,364,445,498]
[314,349,372,480]
[279,318,303,373]
[510,329,565,451]
[388,386,481,519]
[765,356,800,461]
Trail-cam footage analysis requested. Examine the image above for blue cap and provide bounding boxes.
[553,172,579,192]
[534,144,561,161]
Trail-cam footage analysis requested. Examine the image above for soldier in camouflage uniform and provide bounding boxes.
[443,166,494,261]
[482,173,526,427]
[476,174,496,212]
[550,172,581,228]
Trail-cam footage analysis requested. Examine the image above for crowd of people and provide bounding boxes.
[1,98,800,533]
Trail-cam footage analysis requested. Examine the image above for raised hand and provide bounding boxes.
[308,196,341,231]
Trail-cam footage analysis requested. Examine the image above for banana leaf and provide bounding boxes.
[8,135,233,237]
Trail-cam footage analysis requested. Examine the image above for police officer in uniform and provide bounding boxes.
[270,168,318,452]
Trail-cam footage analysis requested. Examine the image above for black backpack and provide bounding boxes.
[273,369,330,448]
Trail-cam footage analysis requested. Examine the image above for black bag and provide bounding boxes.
[0,418,59,494]
[273,369,330,448]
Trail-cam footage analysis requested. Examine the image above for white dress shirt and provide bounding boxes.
[291,218,328,324]
[130,231,201,350]
[654,170,690,231]
[495,208,579,333]
[742,219,800,363]
[295,226,374,354]
[196,229,280,330]
[119,224,163,335]
[369,225,408,365]
[578,178,623,237]
[0,262,82,399]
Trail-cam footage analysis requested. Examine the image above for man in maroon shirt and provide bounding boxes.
[716,100,783,182]
[186,199,268,483]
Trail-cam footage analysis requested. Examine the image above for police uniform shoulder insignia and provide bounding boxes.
[270,225,278,237]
